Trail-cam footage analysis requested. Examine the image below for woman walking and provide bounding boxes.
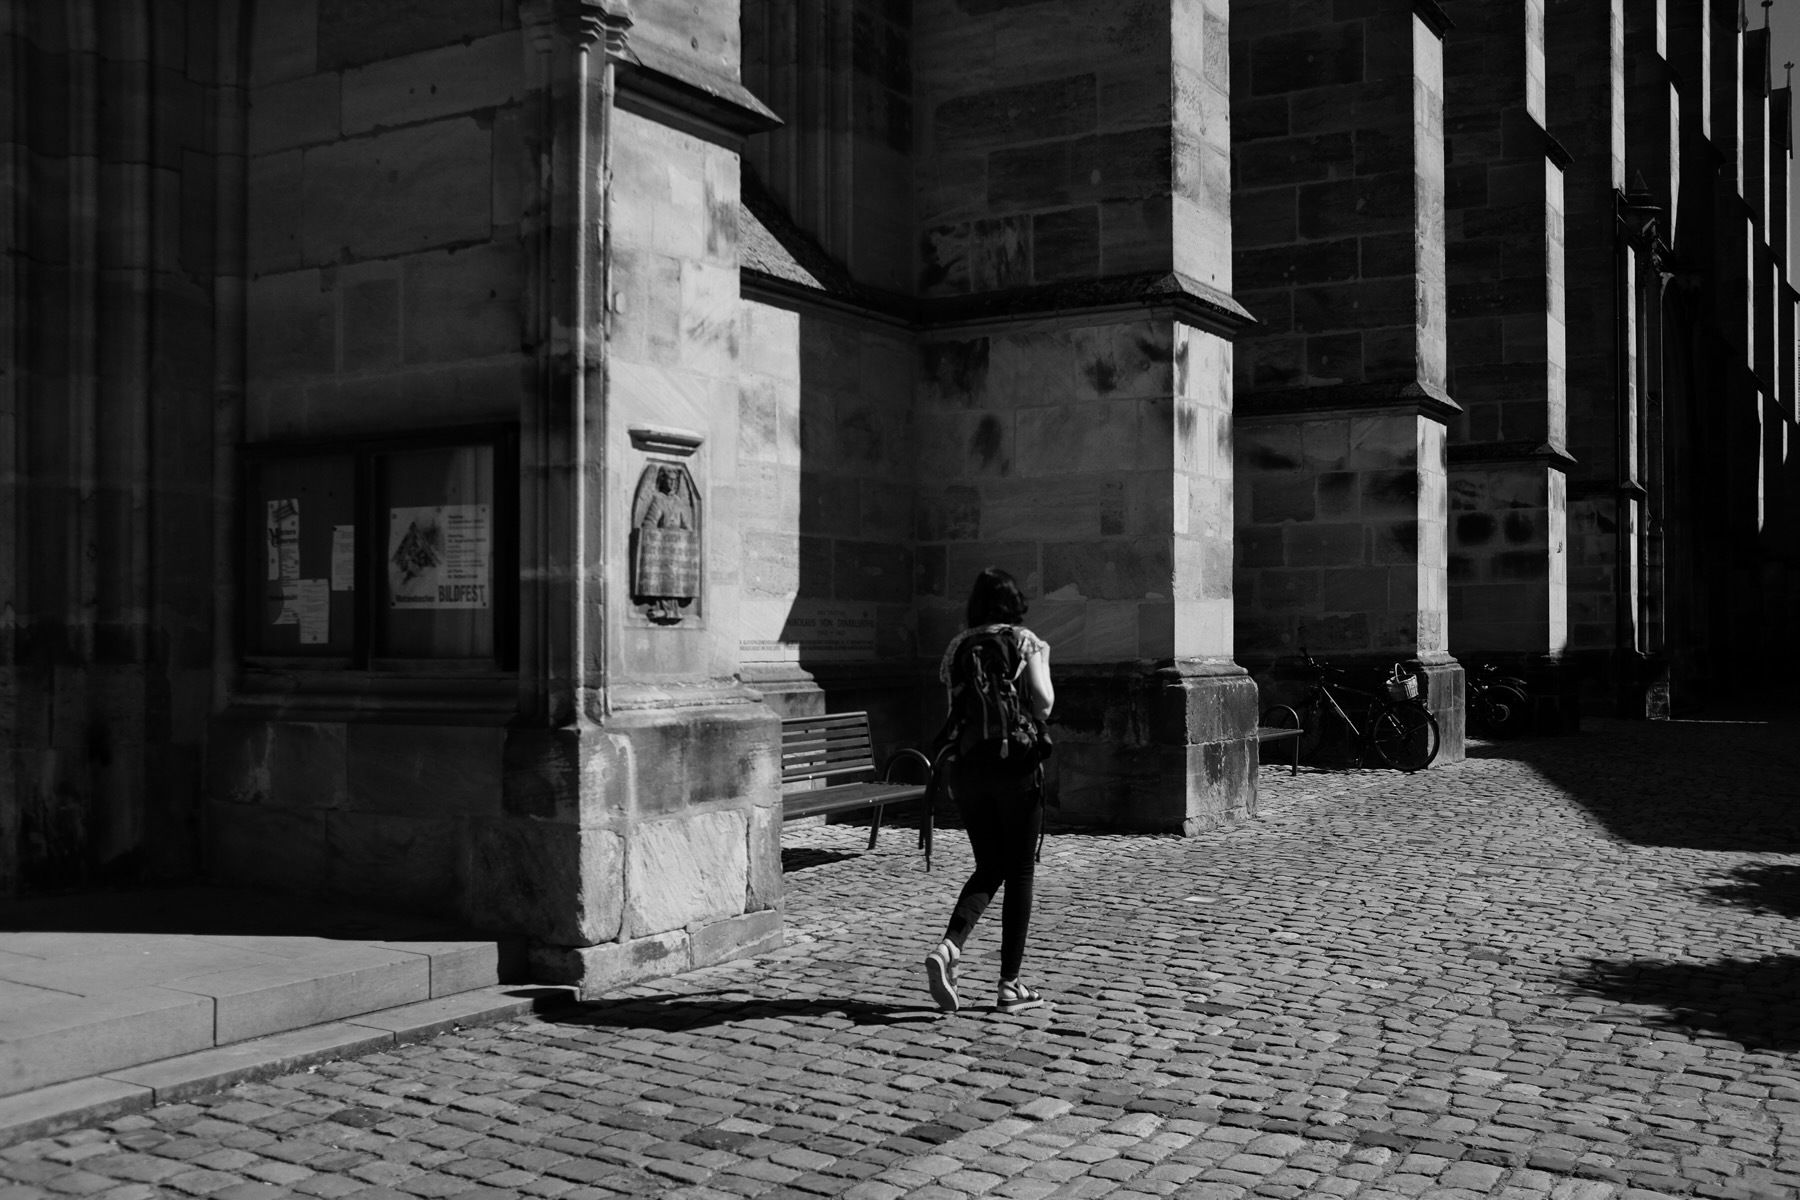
[925,567,1055,1014]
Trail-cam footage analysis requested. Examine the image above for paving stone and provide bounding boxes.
[9,718,1800,1195]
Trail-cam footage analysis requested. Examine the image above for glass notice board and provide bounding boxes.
[242,428,514,671]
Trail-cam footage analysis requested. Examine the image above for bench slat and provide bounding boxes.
[781,735,873,754]
[784,763,876,783]
[778,711,930,840]
[780,713,871,729]
[781,744,874,767]
[782,781,927,820]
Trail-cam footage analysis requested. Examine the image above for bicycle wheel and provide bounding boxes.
[1260,702,1323,762]
[1474,684,1529,737]
[1369,702,1440,772]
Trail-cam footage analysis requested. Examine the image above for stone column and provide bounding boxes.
[1231,0,1465,760]
[1710,6,1767,676]
[1555,0,1674,715]
[912,0,1260,833]
[1624,0,1682,716]
[488,0,784,994]
[1442,0,1575,731]
[2,1,225,896]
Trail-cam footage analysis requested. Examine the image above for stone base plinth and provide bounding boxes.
[528,910,784,999]
[1049,660,1259,836]
[492,695,783,997]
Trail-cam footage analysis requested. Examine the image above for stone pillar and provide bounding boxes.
[1552,0,1665,714]
[912,0,1260,833]
[1442,0,1576,730]
[1231,0,1464,761]
[491,0,785,994]
[1625,0,1682,716]
[1,1,227,896]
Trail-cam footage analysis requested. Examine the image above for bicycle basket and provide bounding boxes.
[1384,670,1419,701]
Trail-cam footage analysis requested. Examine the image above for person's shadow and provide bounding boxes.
[539,990,946,1033]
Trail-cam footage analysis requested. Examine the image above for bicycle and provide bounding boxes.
[1467,662,1531,738]
[1260,650,1441,772]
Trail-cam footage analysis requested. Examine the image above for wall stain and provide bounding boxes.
[1456,512,1497,545]
[1084,356,1119,394]
[922,338,989,404]
[972,414,1006,472]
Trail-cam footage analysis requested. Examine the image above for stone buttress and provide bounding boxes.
[1231,0,1466,759]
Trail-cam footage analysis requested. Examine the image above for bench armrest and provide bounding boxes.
[883,747,933,785]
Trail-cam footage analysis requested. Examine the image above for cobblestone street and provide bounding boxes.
[8,714,1800,1200]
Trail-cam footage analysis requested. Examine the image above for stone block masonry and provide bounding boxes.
[2,1,229,895]
[1232,0,1451,401]
[212,0,793,1001]
[902,0,1258,831]
[914,316,1256,833]
[1232,0,1464,761]
[1441,0,1575,721]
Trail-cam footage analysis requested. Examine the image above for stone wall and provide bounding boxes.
[241,2,526,442]
[735,299,921,751]
[208,1,532,921]
[912,0,1196,296]
[1230,2,1462,763]
[1232,1,1451,399]
[1447,468,1568,653]
[740,0,914,294]
[1235,414,1449,659]
[1,2,232,896]
[1441,0,1573,691]
[518,2,786,992]
[210,1,786,995]
[913,315,1250,831]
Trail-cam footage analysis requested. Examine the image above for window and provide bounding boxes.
[243,427,517,672]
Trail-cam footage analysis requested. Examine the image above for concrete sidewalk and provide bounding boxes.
[0,887,572,1145]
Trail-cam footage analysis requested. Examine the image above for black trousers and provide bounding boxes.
[941,756,1043,980]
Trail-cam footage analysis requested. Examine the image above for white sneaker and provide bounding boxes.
[925,941,960,1012]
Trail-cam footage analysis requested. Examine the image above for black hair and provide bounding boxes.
[965,567,1028,628]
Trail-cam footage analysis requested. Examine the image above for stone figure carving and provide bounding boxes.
[631,463,700,623]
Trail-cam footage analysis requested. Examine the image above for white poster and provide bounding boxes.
[296,579,330,644]
[387,504,491,609]
[267,498,301,625]
[273,582,299,625]
[267,498,299,582]
[330,526,356,591]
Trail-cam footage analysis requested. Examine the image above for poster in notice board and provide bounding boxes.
[386,504,492,610]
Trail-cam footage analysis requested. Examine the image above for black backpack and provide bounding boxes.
[946,626,1052,776]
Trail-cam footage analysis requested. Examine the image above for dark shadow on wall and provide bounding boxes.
[780,298,929,766]
[1568,956,1800,1051]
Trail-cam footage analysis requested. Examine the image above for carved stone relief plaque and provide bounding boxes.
[630,461,700,624]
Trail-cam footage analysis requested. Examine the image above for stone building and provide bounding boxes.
[2,0,1793,995]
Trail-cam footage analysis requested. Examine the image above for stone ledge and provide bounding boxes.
[0,1078,153,1150]
[1447,440,1579,470]
[0,985,579,1150]
[1237,379,1461,422]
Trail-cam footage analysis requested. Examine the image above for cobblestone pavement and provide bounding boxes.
[9,714,1800,1200]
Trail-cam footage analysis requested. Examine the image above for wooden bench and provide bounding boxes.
[780,712,933,850]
